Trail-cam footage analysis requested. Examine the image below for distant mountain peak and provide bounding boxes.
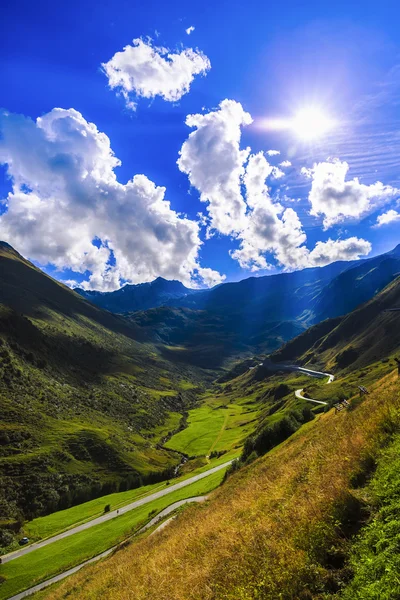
[151,276,189,291]
[390,243,400,256]
[0,241,26,261]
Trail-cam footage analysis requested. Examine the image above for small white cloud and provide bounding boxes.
[266,149,280,156]
[186,26,195,35]
[196,267,225,287]
[308,237,372,266]
[303,159,399,229]
[279,160,291,168]
[62,279,79,289]
[271,166,285,179]
[102,37,210,110]
[374,209,400,227]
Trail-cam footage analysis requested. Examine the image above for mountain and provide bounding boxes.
[271,273,400,372]
[76,277,199,313]
[42,314,400,600]
[76,246,400,322]
[0,242,206,525]
[120,246,400,367]
[312,243,400,321]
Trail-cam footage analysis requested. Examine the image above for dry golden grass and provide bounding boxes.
[44,372,400,600]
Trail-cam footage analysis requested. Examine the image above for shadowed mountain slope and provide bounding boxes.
[271,274,400,372]
[0,243,206,528]
[76,246,400,367]
[76,277,199,313]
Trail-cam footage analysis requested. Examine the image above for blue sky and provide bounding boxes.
[0,0,399,290]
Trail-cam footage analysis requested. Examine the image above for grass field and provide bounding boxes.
[164,392,260,457]
[0,468,227,600]
[25,481,167,541]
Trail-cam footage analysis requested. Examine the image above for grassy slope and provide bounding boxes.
[25,481,168,541]
[0,243,211,530]
[164,389,261,457]
[341,429,400,600]
[164,358,329,459]
[0,468,227,599]
[41,369,400,600]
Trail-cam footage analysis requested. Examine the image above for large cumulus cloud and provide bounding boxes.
[0,108,224,290]
[177,101,373,271]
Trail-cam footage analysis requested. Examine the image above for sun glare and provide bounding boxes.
[291,107,334,140]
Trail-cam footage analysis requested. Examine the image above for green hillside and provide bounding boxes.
[0,243,209,546]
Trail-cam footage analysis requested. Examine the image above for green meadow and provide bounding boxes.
[0,468,226,600]
[164,392,261,457]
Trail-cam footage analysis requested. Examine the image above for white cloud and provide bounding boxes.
[303,159,399,229]
[102,38,210,110]
[271,166,285,179]
[233,153,370,271]
[185,26,195,35]
[196,267,225,287]
[178,104,372,272]
[279,160,291,168]
[0,108,224,290]
[266,149,280,156]
[374,209,400,227]
[177,99,252,236]
[62,279,79,289]
[308,237,372,266]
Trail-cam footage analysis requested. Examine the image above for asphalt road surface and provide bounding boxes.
[293,366,334,405]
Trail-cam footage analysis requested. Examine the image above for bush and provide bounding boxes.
[336,347,359,369]
[104,504,111,513]
[242,407,315,462]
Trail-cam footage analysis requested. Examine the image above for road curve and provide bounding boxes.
[2,461,232,565]
[295,388,328,405]
[6,497,208,600]
[294,366,334,405]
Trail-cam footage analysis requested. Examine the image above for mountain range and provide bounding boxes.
[76,277,199,313]
[77,244,400,319]
[80,244,400,366]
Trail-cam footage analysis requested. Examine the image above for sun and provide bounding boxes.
[291,107,334,140]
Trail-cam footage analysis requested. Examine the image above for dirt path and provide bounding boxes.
[207,410,230,457]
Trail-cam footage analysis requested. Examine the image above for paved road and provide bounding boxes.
[293,366,334,405]
[6,497,207,600]
[145,496,206,536]
[295,388,328,405]
[1,461,231,565]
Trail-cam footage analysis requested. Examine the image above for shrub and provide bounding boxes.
[104,504,111,513]
[242,407,315,462]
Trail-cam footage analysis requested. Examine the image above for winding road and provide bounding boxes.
[293,366,334,406]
